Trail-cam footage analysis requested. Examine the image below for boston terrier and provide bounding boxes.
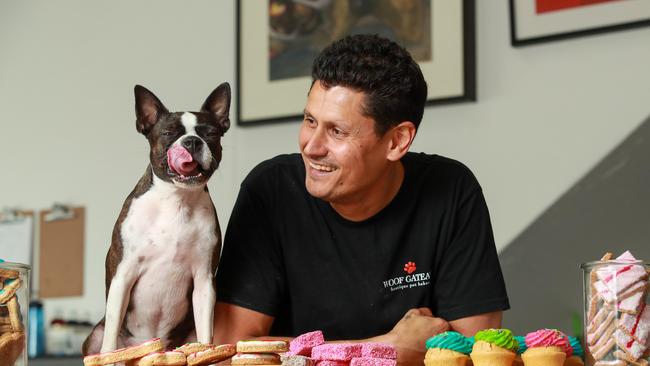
[82,83,230,356]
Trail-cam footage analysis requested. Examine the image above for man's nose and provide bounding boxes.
[303,127,327,156]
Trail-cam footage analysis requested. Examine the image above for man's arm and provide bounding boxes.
[449,311,502,337]
[213,302,277,344]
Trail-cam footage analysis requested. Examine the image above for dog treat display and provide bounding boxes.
[0,269,19,281]
[235,339,288,366]
[585,251,649,365]
[565,336,586,366]
[290,330,325,356]
[185,343,237,366]
[83,338,164,366]
[282,353,315,366]
[132,351,187,366]
[314,361,348,366]
[425,331,473,366]
[312,344,363,361]
[349,358,396,366]
[0,278,21,304]
[175,342,213,356]
[470,329,519,366]
[520,329,570,366]
[232,353,282,365]
[360,343,397,360]
[237,340,290,353]
[0,332,25,366]
[0,269,25,366]
[287,332,396,366]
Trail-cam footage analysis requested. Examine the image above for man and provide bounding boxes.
[214,34,509,364]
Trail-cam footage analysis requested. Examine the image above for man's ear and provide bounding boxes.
[386,121,416,162]
[134,85,169,135]
[201,82,231,134]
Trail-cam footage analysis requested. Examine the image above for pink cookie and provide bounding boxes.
[360,344,396,360]
[315,361,348,366]
[614,329,647,360]
[618,290,646,313]
[620,304,650,345]
[291,331,325,356]
[593,281,615,303]
[350,358,396,366]
[312,344,362,361]
[596,252,648,296]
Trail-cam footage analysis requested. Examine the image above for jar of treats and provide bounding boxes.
[0,260,30,366]
[581,251,649,366]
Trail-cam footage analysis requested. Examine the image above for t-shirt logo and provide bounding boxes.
[382,261,431,292]
[403,261,417,274]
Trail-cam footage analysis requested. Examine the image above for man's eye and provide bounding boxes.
[331,128,343,136]
[304,118,316,126]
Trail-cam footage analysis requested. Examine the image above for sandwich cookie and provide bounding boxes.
[232,353,282,365]
[237,340,289,353]
[175,342,213,356]
[133,351,187,366]
[83,338,164,366]
[186,343,237,366]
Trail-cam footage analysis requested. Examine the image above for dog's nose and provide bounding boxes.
[181,136,202,153]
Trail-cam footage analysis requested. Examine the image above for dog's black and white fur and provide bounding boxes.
[82,83,230,356]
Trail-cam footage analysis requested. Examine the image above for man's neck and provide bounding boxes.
[330,161,405,222]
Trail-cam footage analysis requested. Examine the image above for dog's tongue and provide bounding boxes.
[167,145,199,176]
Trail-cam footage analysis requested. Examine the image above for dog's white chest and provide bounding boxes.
[118,177,218,340]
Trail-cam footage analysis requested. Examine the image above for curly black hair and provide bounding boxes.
[311,34,427,135]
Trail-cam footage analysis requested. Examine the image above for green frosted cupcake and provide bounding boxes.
[470,329,519,366]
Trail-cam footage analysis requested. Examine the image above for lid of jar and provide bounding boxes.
[0,258,31,270]
[580,259,649,269]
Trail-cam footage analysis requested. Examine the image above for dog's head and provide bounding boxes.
[134,83,230,188]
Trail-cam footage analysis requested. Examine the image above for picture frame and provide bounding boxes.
[510,0,650,46]
[236,0,476,126]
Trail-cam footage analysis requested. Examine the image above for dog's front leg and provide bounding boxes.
[192,269,216,344]
[101,260,139,353]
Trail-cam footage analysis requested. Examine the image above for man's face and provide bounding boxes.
[299,81,392,205]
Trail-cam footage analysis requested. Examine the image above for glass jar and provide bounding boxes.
[0,260,30,366]
[581,259,649,366]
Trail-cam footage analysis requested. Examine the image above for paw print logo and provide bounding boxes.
[403,261,417,274]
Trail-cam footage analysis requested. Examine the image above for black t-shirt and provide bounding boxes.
[215,152,509,340]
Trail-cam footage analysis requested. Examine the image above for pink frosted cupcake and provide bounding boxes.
[522,329,571,366]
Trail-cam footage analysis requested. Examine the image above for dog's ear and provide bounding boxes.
[134,85,169,135]
[201,82,231,133]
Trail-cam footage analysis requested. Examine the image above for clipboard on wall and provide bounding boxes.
[39,205,85,298]
[0,209,34,266]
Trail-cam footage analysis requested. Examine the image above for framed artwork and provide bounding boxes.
[510,0,650,46]
[237,0,476,126]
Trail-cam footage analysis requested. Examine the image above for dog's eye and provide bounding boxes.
[162,130,174,136]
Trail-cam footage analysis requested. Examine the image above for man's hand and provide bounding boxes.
[372,308,449,366]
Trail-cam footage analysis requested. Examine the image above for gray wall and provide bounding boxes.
[501,114,650,335]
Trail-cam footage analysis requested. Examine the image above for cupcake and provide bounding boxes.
[470,329,519,366]
[563,336,584,366]
[521,329,570,366]
[425,331,473,366]
[512,336,527,366]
